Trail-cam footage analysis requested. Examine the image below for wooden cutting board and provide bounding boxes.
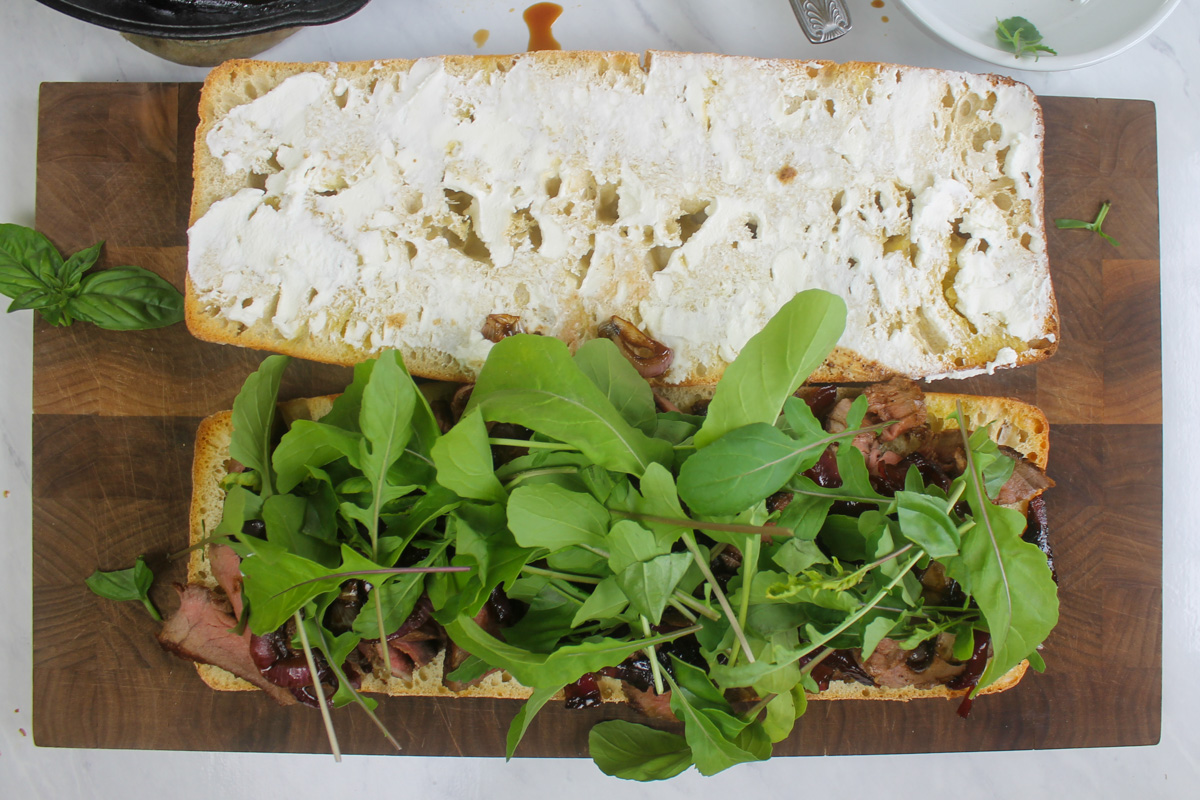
[31,83,1162,756]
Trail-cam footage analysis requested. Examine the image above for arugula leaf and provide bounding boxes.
[589,721,693,781]
[942,408,1058,692]
[573,337,658,434]
[894,491,960,558]
[352,543,448,638]
[506,484,610,552]
[570,576,630,627]
[443,615,698,687]
[85,556,161,620]
[263,493,339,566]
[1055,200,1119,248]
[679,421,858,516]
[468,334,673,476]
[606,519,668,572]
[664,659,770,776]
[695,289,846,448]
[214,484,264,536]
[995,16,1057,60]
[505,685,562,759]
[615,551,692,624]
[272,420,363,493]
[432,408,507,503]
[229,355,291,496]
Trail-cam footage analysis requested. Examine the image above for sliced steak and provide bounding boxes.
[995,446,1056,505]
[207,544,244,620]
[157,585,297,706]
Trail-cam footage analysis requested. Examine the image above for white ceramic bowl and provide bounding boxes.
[895,0,1181,72]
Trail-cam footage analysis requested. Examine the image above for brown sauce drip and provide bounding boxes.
[524,2,563,51]
[473,28,490,48]
[871,0,885,7]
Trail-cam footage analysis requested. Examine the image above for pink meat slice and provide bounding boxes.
[157,585,297,706]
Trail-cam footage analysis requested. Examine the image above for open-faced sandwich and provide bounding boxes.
[158,291,1058,779]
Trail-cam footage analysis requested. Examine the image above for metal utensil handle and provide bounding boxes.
[789,0,853,44]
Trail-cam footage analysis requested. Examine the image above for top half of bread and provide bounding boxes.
[186,51,1058,385]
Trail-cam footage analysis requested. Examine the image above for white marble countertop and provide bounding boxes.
[1,0,1195,796]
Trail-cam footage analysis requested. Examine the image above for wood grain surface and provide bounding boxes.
[31,84,1162,756]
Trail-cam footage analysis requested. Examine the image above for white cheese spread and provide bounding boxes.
[188,53,1053,380]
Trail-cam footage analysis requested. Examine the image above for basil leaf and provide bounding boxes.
[229,355,290,496]
[589,721,693,781]
[85,555,161,620]
[468,334,673,476]
[0,223,63,295]
[7,287,59,313]
[59,241,102,288]
[68,266,183,329]
[507,484,610,552]
[695,289,846,448]
[505,685,562,759]
[432,408,507,503]
[573,337,658,434]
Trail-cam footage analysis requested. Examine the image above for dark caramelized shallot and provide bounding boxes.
[482,314,524,342]
[597,316,673,378]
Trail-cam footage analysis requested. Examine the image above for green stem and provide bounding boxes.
[141,597,163,622]
[668,597,698,623]
[311,624,401,752]
[787,552,925,668]
[729,534,760,668]
[944,481,967,513]
[740,692,778,723]
[502,466,580,489]
[672,591,721,621]
[798,646,835,676]
[612,509,787,538]
[545,581,588,605]
[641,616,665,695]
[958,519,977,535]
[681,532,755,664]
[293,611,341,762]
[520,565,603,585]
[488,438,580,451]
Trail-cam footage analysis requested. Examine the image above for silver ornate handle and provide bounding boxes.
[789,0,853,44]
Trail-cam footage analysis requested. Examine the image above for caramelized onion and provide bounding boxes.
[482,314,524,342]
[597,316,673,378]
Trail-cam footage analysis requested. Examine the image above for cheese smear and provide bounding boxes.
[188,53,1054,381]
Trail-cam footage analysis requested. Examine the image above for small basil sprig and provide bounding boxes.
[1055,201,1120,248]
[995,17,1057,60]
[85,556,162,620]
[0,223,183,330]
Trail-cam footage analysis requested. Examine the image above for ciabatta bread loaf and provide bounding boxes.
[186,390,1046,703]
[186,51,1057,385]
